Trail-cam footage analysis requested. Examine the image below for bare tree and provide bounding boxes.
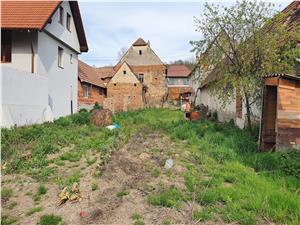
[117,47,128,60]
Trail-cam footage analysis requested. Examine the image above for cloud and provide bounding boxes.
[79,2,204,66]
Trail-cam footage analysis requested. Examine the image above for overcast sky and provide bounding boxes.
[78,1,289,67]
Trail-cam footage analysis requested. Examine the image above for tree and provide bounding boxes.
[117,47,128,60]
[191,0,300,131]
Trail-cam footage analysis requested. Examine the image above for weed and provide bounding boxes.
[91,183,98,191]
[133,221,145,225]
[26,207,43,216]
[1,188,13,201]
[162,220,172,225]
[1,215,18,225]
[117,190,129,197]
[193,208,213,221]
[38,214,63,225]
[37,185,47,195]
[148,186,183,208]
[7,201,17,209]
[131,213,142,220]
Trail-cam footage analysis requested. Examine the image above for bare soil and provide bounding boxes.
[2,131,231,225]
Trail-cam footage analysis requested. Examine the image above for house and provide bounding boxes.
[78,60,114,110]
[197,1,300,129]
[166,64,194,104]
[103,62,144,112]
[115,38,167,107]
[259,60,300,151]
[1,1,88,127]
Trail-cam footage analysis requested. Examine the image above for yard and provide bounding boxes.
[1,109,300,225]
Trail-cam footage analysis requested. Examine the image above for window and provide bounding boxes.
[66,13,71,31]
[123,70,126,74]
[83,85,89,98]
[138,74,144,83]
[139,50,142,55]
[183,78,189,85]
[70,54,73,64]
[58,47,64,68]
[1,30,12,63]
[168,78,175,85]
[59,7,64,25]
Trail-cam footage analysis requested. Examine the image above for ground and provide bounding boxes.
[1,109,300,225]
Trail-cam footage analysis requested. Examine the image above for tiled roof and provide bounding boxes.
[78,60,114,88]
[1,1,60,29]
[167,65,191,77]
[132,37,148,46]
[262,73,300,81]
[1,1,88,52]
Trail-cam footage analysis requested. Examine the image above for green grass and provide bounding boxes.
[38,214,63,225]
[116,190,129,197]
[2,108,300,225]
[148,186,183,208]
[1,215,18,225]
[131,213,142,220]
[1,188,13,200]
[26,206,43,216]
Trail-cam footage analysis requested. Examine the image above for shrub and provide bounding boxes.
[38,214,63,225]
[93,102,103,110]
[70,111,90,125]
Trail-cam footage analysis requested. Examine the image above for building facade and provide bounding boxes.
[1,1,88,127]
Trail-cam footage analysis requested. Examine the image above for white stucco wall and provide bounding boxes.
[44,1,80,53]
[3,30,38,73]
[1,66,50,127]
[37,31,78,119]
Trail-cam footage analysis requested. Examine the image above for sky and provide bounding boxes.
[78,1,290,67]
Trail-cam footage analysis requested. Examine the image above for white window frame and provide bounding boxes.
[83,85,89,98]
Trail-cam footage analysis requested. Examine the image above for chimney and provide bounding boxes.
[295,58,300,77]
[147,40,150,46]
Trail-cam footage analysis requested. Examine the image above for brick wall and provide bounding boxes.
[168,86,194,100]
[103,82,144,113]
[78,80,106,108]
[129,65,167,107]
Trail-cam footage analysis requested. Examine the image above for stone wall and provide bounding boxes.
[130,65,167,107]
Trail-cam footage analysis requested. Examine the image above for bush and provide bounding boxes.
[70,111,90,125]
[93,102,103,110]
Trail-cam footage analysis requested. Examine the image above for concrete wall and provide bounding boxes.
[1,66,50,127]
[200,86,261,128]
[44,1,80,53]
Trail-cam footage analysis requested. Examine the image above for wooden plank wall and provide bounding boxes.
[277,78,300,149]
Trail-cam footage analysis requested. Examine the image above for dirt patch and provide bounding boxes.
[1,130,224,225]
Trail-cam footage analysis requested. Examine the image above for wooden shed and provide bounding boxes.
[259,72,300,151]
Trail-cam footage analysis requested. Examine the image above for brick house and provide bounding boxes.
[78,60,114,110]
[103,62,144,112]
[167,64,194,104]
[1,1,88,127]
[115,38,167,107]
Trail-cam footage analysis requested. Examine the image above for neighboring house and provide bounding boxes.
[104,62,144,112]
[166,64,194,104]
[78,60,114,110]
[197,1,300,129]
[259,61,300,151]
[1,1,88,127]
[115,38,167,107]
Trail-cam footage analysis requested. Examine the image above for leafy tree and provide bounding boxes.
[191,0,300,130]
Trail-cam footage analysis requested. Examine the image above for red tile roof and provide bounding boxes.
[132,37,148,46]
[78,60,114,88]
[167,65,191,77]
[1,1,88,52]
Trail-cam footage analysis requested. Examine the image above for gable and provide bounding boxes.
[118,40,164,66]
[110,63,139,84]
[44,1,80,52]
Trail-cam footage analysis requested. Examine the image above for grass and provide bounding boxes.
[38,214,63,225]
[2,108,300,225]
[131,213,144,225]
[26,206,43,216]
[1,215,18,225]
[1,188,13,200]
[116,190,129,197]
[91,183,98,191]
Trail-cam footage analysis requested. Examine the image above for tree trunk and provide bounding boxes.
[244,93,252,132]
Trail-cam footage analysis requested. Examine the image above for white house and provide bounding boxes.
[1,1,88,127]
